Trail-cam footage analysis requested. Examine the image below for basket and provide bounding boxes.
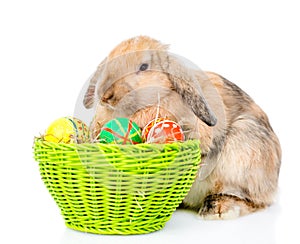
[33,139,201,235]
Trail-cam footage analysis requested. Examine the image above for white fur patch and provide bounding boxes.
[200,205,241,220]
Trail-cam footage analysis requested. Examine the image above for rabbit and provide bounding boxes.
[83,36,281,220]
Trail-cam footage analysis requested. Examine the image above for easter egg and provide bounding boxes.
[98,118,142,144]
[146,120,185,144]
[141,117,167,142]
[44,117,89,143]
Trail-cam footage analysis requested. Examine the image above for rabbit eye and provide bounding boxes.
[139,63,149,71]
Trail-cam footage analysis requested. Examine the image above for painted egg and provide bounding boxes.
[146,120,185,144]
[141,117,167,142]
[98,118,142,144]
[44,117,90,143]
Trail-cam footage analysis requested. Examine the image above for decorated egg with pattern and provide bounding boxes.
[145,119,185,144]
[98,118,142,144]
[44,117,90,143]
[141,117,167,142]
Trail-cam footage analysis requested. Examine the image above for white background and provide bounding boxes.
[1,0,299,243]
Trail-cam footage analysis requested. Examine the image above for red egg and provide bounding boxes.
[142,118,166,142]
[146,120,185,144]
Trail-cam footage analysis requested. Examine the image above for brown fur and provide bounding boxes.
[108,36,169,59]
[83,36,282,219]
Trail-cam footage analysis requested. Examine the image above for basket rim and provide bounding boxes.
[33,138,201,175]
[34,137,200,147]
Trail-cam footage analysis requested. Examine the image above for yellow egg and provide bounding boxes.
[44,117,90,143]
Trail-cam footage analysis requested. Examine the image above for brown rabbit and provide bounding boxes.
[83,36,281,219]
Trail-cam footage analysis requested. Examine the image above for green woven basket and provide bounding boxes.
[33,139,201,235]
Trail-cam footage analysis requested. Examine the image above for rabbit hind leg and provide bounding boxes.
[199,193,266,220]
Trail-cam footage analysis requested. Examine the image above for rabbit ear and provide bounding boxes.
[83,80,96,109]
[83,58,107,109]
[162,53,217,126]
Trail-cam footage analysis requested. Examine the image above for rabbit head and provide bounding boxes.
[84,36,221,143]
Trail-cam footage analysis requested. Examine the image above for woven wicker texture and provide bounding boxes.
[33,139,201,235]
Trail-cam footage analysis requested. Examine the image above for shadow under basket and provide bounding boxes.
[33,139,201,235]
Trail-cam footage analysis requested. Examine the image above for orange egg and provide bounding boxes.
[144,119,185,144]
[141,118,166,142]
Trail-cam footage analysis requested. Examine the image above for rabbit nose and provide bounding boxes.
[101,93,113,103]
[101,88,115,105]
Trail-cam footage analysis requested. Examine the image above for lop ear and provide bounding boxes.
[83,58,107,109]
[162,53,217,126]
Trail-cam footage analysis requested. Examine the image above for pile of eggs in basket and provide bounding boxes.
[43,117,185,145]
